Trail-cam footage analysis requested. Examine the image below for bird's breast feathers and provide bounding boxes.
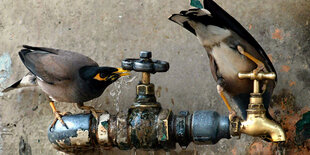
[211,42,255,78]
[190,23,231,48]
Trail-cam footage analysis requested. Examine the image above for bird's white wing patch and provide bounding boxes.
[199,8,211,15]
[36,76,44,82]
[20,73,37,86]
[49,96,58,102]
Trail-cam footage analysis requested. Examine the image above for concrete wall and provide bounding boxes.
[0,0,309,154]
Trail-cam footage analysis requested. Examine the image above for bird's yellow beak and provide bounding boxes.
[114,68,130,77]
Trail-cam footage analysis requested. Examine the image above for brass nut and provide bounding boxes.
[230,117,241,136]
[157,109,171,142]
[249,97,263,104]
[248,103,265,109]
[136,84,155,95]
[246,109,266,115]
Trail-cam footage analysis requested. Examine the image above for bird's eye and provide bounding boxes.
[100,73,105,78]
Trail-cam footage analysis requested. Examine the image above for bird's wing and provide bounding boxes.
[203,0,277,81]
[20,45,98,84]
[169,12,197,35]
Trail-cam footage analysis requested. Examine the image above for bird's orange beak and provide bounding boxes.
[114,68,130,77]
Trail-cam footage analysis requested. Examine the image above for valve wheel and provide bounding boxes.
[121,51,169,73]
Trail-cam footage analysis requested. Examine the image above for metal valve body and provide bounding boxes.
[47,51,231,152]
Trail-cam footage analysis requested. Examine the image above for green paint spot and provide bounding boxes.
[190,0,203,9]
[296,111,310,134]
[295,111,310,144]
[161,134,167,141]
[101,121,108,129]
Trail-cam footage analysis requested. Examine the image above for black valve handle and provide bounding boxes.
[121,51,169,73]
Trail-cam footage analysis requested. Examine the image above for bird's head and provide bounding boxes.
[79,66,130,89]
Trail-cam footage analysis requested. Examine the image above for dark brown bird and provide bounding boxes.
[3,45,129,128]
[169,0,276,120]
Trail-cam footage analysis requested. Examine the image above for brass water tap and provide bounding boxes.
[231,72,286,142]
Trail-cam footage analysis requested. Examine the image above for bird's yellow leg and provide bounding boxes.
[237,45,265,74]
[49,101,68,129]
[217,85,236,120]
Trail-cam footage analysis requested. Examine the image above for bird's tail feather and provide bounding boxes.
[169,7,215,36]
[2,73,37,92]
[2,79,22,92]
[169,13,197,35]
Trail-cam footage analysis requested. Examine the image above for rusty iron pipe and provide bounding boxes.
[47,110,231,152]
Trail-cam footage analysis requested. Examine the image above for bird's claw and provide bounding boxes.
[237,45,265,75]
[50,111,70,129]
[253,64,265,75]
[89,108,99,120]
[229,110,238,121]
[80,106,106,121]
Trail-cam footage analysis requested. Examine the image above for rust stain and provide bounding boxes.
[272,28,283,40]
[165,87,168,92]
[289,81,296,87]
[281,65,290,72]
[249,24,253,30]
[248,141,274,155]
[156,86,162,97]
[280,100,286,110]
[231,146,237,155]
[267,54,273,62]
[267,90,310,154]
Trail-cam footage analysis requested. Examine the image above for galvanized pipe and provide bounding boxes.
[48,110,230,152]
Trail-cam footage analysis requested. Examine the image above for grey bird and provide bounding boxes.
[169,0,276,120]
[3,45,129,128]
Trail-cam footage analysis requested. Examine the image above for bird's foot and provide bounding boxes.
[229,110,239,121]
[79,105,105,120]
[261,80,268,94]
[237,45,265,75]
[50,111,71,129]
[253,63,265,75]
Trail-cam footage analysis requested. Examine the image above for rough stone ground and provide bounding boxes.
[0,0,309,154]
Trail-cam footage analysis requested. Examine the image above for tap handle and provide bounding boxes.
[238,72,276,81]
[121,51,169,74]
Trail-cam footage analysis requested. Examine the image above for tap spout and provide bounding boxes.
[239,113,285,142]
